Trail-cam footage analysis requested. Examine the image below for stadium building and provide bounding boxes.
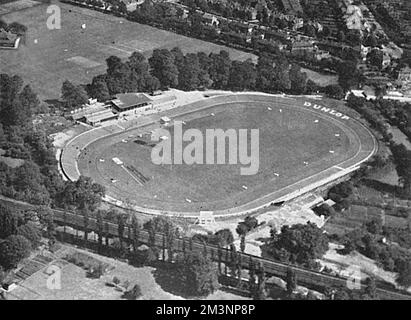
[110,93,154,115]
[67,99,118,126]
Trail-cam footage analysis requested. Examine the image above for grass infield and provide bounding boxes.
[77,98,358,212]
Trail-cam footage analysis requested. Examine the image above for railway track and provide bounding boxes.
[1,195,408,300]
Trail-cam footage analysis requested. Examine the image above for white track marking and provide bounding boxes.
[121,165,143,186]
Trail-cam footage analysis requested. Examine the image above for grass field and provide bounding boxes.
[78,99,354,212]
[7,245,247,300]
[301,67,338,87]
[0,2,256,100]
[1,2,340,101]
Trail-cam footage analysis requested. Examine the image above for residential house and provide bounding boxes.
[292,18,304,31]
[247,8,258,21]
[382,53,391,69]
[313,49,332,61]
[381,43,403,60]
[264,29,292,45]
[311,21,323,33]
[289,39,315,55]
[317,40,348,57]
[397,66,411,93]
[397,66,411,84]
[203,13,220,28]
[344,5,364,31]
[363,72,390,87]
[360,45,371,62]
[230,22,254,36]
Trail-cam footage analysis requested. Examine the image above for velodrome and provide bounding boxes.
[60,93,378,219]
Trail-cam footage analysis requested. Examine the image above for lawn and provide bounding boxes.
[0,2,340,101]
[7,245,248,300]
[78,99,353,212]
[300,67,339,87]
[0,2,256,100]
[0,148,25,168]
[0,0,39,14]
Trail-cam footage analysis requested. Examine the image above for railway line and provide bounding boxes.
[1,195,409,300]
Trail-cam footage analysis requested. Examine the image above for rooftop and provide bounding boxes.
[85,109,117,123]
[111,93,152,110]
[69,101,108,120]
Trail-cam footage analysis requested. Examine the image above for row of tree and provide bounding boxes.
[65,48,315,110]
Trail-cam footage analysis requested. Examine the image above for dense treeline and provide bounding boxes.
[365,1,409,47]
[81,48,314,107]
[262,222,329,270]
[0,74,57,205]
[0,203,44,281]
[0,74,105,208]
[346,94,411,197]
[346,94,411,142]
[340,219,411,288]
[371,99,411,142]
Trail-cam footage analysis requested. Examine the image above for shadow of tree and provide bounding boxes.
[361,179,403,197]
[151,262,195,299]
[44,99,62,107]
[152,262,252,299]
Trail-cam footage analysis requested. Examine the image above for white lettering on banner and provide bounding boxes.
[303,102,350,120]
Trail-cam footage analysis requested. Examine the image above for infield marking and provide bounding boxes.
[121,164,143,186]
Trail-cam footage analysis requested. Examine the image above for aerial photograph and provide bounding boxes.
[0,0,411,305]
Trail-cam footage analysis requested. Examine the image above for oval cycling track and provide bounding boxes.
[61,93,377,218]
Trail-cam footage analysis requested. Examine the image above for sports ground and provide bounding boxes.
[0,1,256,100]
[62,94,377,217]
[0,1,339,101]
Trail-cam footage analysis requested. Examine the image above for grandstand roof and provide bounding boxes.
[85,109,117,124]
[112,93,152,110]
